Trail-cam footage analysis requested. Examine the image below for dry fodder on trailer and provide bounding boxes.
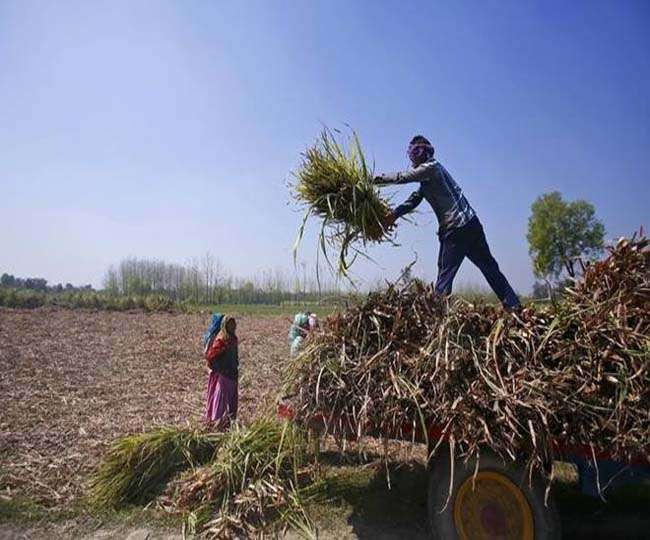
[286,235,650,483]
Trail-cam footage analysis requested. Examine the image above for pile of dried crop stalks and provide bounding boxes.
[286,235,649,483]
[292,127,393,277]
[169,418,323,538]
[90,419,326,539]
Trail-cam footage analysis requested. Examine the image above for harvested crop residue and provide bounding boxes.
[0,308,289,507]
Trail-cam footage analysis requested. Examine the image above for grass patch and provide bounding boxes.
[330,462,426,522]
[204,293,509,318]
[84,504,185,531]
[553,461,580,483]
[203,303,338,318]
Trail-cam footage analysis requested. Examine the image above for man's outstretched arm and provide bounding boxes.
[374,163,433,185]
[393,188,424,219]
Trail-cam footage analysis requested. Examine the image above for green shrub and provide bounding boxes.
[145,294,173,312]
[0,288,179,312]
[14,290,46,308]
[118,296,135,310]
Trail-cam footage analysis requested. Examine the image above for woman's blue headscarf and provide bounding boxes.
[288,312,310,342]
[204,313,224,346]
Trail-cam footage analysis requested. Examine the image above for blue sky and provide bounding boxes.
[1,0,648,292]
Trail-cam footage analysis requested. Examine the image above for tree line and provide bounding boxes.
[0,273,93,293]
[0,257,349,310]
[103,255,346,305]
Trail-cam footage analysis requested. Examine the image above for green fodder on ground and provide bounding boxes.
[88,426,223,507]
[90,418,327,539]
[170,418,318,539]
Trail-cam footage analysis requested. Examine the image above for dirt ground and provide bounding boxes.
[1,307,649,539]
[0,307,289,506]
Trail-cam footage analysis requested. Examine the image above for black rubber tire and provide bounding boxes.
[427,450,561,539]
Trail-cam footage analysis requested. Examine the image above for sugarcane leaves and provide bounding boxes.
[285,235,649,492]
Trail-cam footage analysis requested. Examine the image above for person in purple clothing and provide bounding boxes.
[374,135,521,311]
[205,315,239,426]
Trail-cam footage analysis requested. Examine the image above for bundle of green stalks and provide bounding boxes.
[171,418,322,539]
[293,128,393,276]
[286,235,649,485]
[88,426,223,507]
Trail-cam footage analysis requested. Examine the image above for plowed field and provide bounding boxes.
[0,307,289,506]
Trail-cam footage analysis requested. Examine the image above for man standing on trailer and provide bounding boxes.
[374,135,521,311]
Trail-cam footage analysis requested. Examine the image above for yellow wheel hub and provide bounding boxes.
[453,470,534,540]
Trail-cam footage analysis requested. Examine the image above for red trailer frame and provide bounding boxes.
[278,401,649,539]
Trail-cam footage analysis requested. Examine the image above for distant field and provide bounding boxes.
[202,288,515,318]
[202,303,340,318]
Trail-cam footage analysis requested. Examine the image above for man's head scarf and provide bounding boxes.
[407,141,434,165]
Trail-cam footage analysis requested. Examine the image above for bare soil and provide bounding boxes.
[0,307,289,506]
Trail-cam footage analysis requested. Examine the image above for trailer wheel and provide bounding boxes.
[427,450,560,539]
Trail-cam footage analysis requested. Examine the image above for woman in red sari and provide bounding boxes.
[204,315,238,426]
